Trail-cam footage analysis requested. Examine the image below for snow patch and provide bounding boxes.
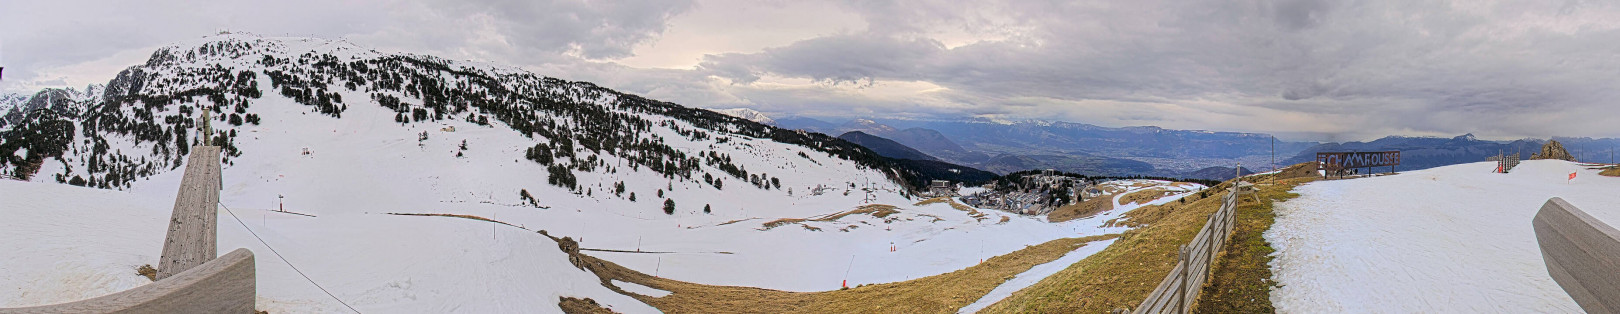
[957,238,1117,313]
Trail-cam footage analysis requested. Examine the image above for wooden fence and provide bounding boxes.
[1533,197,1620,313]
[1128,182,1250,314]
[0,248,257,314]
[1,144,258,313]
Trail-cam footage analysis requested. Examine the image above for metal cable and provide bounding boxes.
[219,202,362,313]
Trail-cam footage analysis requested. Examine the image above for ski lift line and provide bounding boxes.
[218,202,362,314]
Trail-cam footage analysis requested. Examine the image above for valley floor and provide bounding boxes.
[1267,160,1610,312]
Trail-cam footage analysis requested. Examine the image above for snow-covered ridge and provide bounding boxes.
[709,108,774,125]
[2,33,938,195]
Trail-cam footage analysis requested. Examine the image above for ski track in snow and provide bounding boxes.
[1267,160,1613,313]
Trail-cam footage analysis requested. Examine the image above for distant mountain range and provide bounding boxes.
[776,114,1620,179]
[1185,166,1256,181]
[777,116,1309,177]
[837,131,937,161]
[1283,134,1620,170]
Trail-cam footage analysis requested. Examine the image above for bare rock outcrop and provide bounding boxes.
[1530,140,1576,161]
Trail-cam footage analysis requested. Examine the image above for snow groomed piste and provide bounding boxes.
[1267,160,1617,312]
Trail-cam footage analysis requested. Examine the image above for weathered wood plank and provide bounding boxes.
[1533,197,1620,314]
[0,248,256,314]
[157,146,222,280]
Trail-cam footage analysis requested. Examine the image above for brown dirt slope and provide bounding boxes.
[571,234,1119,313]
[979,174,1311,313]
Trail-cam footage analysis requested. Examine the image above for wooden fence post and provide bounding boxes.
[1177,244,1189,313]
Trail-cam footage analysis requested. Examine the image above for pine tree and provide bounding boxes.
[703,204,711,214]
[663,198,676,215]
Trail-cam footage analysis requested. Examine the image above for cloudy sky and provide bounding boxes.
[4,0,1620,141]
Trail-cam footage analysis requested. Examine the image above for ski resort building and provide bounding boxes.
[926,180,958,197]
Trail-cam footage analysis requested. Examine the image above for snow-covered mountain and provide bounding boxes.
[709,107,775,125]
[0,34,966,195]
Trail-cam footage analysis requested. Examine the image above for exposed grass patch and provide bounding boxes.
[1601,166,1620,177]
[136,264,157,281]
[917,197,987,220]
[1118,188,1178,206]
[1048,193,1115,223]
[913,197,951,206]
[386,212,528,229]
[979,174,1308,313]
[572,234,1120,313]
[559,296,620,314]
[760,205,900,230]
[1192,177,1309,313]
[760,218,808,230]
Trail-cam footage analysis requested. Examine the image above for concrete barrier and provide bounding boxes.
[0,248,257,314]
[1533,197,1620,314]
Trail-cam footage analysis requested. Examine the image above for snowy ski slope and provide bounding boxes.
[1267,160,1617,312]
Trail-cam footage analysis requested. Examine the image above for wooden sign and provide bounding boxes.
[1316,151,1401,170]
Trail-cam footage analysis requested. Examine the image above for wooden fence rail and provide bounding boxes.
[0,248,256,314]
[1128,181,1250,314]
[1533,197,1620,313]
